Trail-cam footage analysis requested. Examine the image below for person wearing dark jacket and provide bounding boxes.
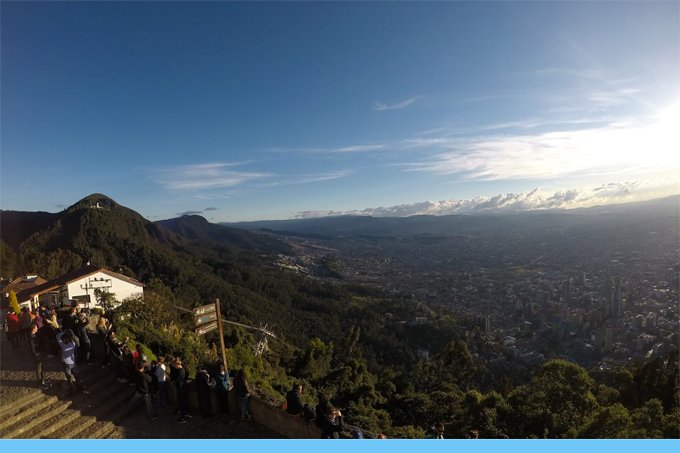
[233,370,252,420]
[172,358,191,422]
[320,407,347,439]
[74,312,91,363]
[96,317,111,367]
[315,393,332,429]
[29,323,48,389]
[286,383,315,421]
[195,365,215,417]
[121,345,134,382]
[128,364,158,420]
[60,308,77,336]
[286,383,304,415]
[106,331,127,380]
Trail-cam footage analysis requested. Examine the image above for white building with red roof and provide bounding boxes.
[16,264,144,310]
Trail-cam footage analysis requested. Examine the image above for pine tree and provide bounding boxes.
[8,290,21,315]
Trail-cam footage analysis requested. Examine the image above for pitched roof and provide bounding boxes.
[3,275,48,297]
[15,265,144,302]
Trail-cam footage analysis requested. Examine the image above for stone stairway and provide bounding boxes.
[0,363,132,439]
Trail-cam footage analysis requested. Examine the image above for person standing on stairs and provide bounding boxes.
[19,307,33,343]
[195,364,216,417]
[5,309,21,350]
[128,356,159,420]
[154,355,168,410]
[214,363,231,415]
[233,369,252,421]
[172,358,191,423]
[96,316,111,368]
[75,311,92,364]
[56,330,82,392]
[29,322,49,389]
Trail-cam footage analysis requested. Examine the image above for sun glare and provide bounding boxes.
[647,101,680,165]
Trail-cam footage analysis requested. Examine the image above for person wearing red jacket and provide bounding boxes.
[5,310,20,349]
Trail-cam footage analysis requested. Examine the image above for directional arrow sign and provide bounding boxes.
[193,304,216,317]
[195,321,218,336]
[194,312,217,326]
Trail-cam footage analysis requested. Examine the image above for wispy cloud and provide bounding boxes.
[177,210,203,216]
[335,144,385,153]
[374,95,424,111]
[294,171,352,184]
[401,110,680,181]
[458,94,515,104]
[530,67,604,80]
[267,144,384,154]
[264,170,352,187]
[585,87,644,111]
[294,179,680,219]
[204,207,218,211]
[154,163,269,191]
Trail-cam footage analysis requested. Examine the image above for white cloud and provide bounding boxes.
[264,170,352,187]
[335,144,385,153]
[530,67,605,80]
[154,163,269,191]
[294,179,680,219]
[374,96,424,111]
[404,109,680,180]
[267,144,384,154]
[585,87,644,111]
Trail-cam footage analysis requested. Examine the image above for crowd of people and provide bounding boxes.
[4,301,405,439]
[2,302,229,425]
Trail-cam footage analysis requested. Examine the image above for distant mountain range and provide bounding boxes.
[225,195,680,239]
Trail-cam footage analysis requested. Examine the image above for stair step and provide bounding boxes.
[105,427,125,439]
[91,422,125,439]
[74,365,117,389]
[6,399,72,439]
[55,383,133,439]
[53,414,99,440]
[0,390,46,419]
[0,394,59,434]
[85,392,140,439]
[31,406,83,439]
[81,420,115,439]
[3,368,118,438]
[27,377,127,439]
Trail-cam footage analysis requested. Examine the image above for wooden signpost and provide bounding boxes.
[195,312,217,325]
[194,299,228,372]
[195,321,218,336]
[193,304,216,317]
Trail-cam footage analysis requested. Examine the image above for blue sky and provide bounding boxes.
[2,1,678,221]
